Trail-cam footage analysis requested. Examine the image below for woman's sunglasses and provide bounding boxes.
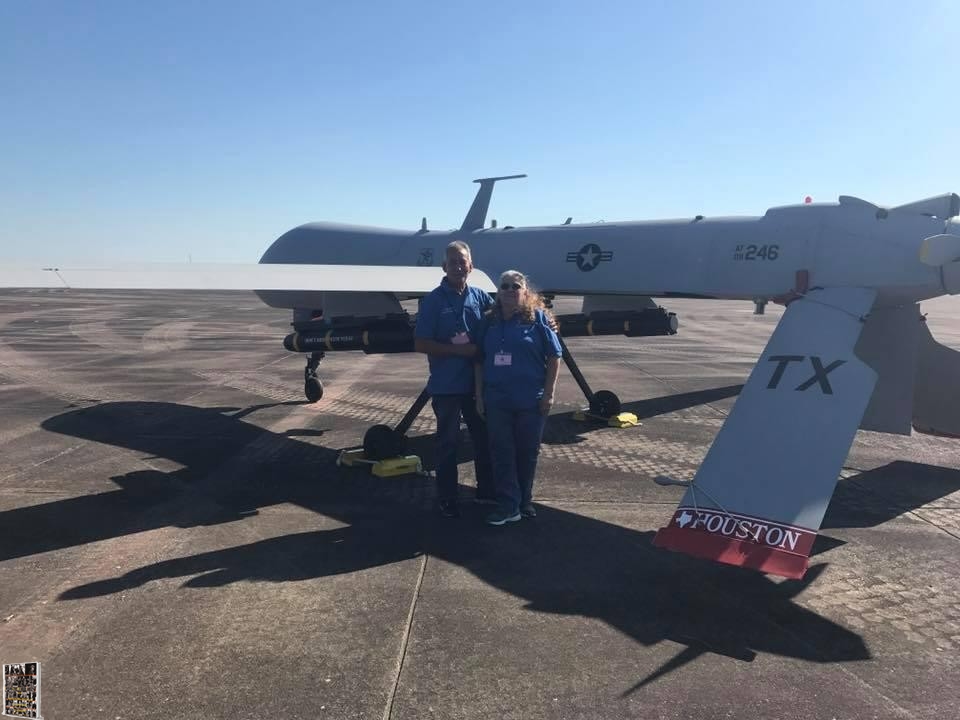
[499,282,523,290]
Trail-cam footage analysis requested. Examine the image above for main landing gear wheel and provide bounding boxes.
[304,377,323,403]
[589,390,622,418]
[363,424,408,461]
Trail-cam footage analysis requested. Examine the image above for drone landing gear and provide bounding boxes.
[304,351,325,402]
[559,337,620,416]
[337,388,430,477]
[559,338,639,428]
[362,387,431,460]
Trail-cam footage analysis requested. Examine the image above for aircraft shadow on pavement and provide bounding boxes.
[618,384,743,420]
[807,461,960,556]
[542,384,743,446]
[823,461,960,530]
[1,401,885,684]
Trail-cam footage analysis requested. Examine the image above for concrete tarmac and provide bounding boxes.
[0,290,958,720]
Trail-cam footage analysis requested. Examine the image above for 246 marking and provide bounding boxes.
[734,244,779,261]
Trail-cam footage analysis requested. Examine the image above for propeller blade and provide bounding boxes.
[919,234,960,266]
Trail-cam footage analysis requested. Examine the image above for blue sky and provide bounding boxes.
[1,0,957,263]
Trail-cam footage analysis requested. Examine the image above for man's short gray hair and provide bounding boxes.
[445,240,472,260]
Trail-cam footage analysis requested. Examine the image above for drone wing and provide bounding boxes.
[0,263,496,294]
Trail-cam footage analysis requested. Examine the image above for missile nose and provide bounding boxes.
[940,219,960,294]
[920,222,960,266]
[943,259,960,294]
[949,217,960,238]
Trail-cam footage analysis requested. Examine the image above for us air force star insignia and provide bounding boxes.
[565,243,613,272]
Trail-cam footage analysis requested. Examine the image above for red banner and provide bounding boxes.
[654,507,818,579]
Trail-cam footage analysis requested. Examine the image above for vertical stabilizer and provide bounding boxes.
[912,319,960,438]
[460,174,526,232]
[856,303,921,435]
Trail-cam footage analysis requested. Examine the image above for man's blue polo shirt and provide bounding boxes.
[477,309,563,410]
[415,278,494,395]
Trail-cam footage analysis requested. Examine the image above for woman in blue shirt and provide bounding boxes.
[474,270,562,525]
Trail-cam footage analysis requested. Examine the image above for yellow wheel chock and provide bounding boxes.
[572,410,641,428]
[336,448,424,477]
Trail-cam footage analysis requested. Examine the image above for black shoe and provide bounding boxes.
[520,503,537,518]
[439,500,460,518]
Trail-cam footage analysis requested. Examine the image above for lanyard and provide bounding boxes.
[498,310,519,350]
[443,284,468,330]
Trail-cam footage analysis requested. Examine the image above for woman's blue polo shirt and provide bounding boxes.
[477,309,562,410]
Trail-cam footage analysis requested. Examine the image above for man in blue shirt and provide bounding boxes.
[414,241,495,517]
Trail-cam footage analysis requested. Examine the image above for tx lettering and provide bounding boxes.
[766,354,846,394]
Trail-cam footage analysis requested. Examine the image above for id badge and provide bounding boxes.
[494,351,513,367]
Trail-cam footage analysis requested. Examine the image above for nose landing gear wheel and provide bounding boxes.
[363,424,408,461]
[589,390,621,418]
[304,376,323,403]
[303,350,325,402]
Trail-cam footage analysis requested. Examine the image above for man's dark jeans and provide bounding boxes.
[431,394,493,504]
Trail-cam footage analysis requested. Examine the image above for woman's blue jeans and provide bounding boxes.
[484,403,547,514]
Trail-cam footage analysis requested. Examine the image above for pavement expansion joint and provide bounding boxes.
[382,553,428,720]
[908,512,960,541]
